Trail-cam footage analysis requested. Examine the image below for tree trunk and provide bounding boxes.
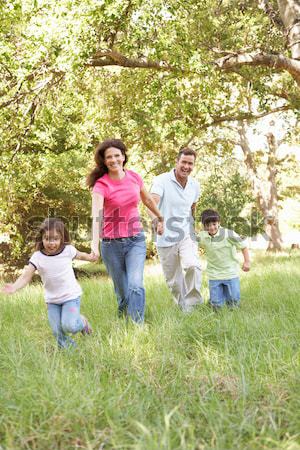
[237,121,283,252]
[264,129,283,251]
[265,216,283,251]
[277,0,300,59]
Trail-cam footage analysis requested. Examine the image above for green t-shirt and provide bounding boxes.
[198,227,247,280]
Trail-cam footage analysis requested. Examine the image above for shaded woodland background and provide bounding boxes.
[1,0,300,270]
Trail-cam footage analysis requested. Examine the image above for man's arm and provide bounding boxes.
[191,202,197,219]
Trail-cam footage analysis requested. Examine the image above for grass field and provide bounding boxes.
[0,254,299,450]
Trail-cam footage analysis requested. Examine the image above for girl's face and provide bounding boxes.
[104,147,125,173]
[42,230,63,255]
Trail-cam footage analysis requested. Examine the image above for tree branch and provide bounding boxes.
[258,0,285,30]
[214,51,300,85]
[197,105,292,130]
[0,72,65,170]
[107,1,134,49]
[0,69,64,110]
[87,49,183,72]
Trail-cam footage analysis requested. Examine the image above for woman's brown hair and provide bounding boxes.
[35,218,71,251]
[87,138,128,188]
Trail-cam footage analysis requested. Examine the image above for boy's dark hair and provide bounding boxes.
[177,147,197,160]
[201,209,220,225]
[35,218,70,251]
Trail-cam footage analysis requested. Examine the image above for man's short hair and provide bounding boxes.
[177,147,197,160]
[201,209,220,225]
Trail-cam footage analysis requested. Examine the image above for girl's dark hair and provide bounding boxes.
[201,209,220,225]
[87,138,128,188]
[35,218,70,251]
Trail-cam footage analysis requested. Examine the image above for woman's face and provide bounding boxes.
[104,147,125,173]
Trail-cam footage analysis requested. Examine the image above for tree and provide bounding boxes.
[236,119,284,251]
[87,0,300,105]
[1,0,300,267]
[196,163,263,238]
[192,111,300,251]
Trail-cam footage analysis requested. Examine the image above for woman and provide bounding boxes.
[88,139,164,323]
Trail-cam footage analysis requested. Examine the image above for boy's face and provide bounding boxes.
[204,221,220,236]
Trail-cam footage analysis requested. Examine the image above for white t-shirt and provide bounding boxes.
[29,245,82,304]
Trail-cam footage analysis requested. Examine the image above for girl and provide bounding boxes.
[2,218,97,349]
[87,138,164,324]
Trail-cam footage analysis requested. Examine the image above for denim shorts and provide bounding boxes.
[209,277,240,307]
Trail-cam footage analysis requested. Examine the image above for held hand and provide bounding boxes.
[91,244,100,260]
[89,251,99,262]
[152,217,164,236]
[2,284,16,294]
[242,261,250,272]
[156,221,164,236]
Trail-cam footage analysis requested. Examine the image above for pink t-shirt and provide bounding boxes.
[93,169,144,238]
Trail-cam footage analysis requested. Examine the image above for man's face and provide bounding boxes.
[175,154,195,180]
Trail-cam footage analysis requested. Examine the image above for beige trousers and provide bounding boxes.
[157,236,203,311]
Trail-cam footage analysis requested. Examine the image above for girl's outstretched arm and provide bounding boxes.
[75,251,98,262]
[2,264,36,294]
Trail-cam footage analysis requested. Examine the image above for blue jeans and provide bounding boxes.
[101,232,146,323]
[209,277,240,308]
[47,297,84,348]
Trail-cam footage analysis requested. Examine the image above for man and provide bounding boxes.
[151,148,203,312]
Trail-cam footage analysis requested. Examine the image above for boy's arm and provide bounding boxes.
[227,230,250,272]
[2,264,36,294]
[242,247,250,272]
[75,250,98,262]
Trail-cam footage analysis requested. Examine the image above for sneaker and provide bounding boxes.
[80,315,92,335]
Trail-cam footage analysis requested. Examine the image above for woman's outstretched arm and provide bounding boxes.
[91,192,104,258]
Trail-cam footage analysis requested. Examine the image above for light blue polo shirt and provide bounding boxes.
[151,169,200,247]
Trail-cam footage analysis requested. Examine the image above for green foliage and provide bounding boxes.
[196,169,264,237]
[0,149,91,267]
[1,0,299,268]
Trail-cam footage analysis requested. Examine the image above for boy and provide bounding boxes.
[198,209,250,309]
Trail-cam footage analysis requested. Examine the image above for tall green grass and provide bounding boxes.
[0,254,299,450]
